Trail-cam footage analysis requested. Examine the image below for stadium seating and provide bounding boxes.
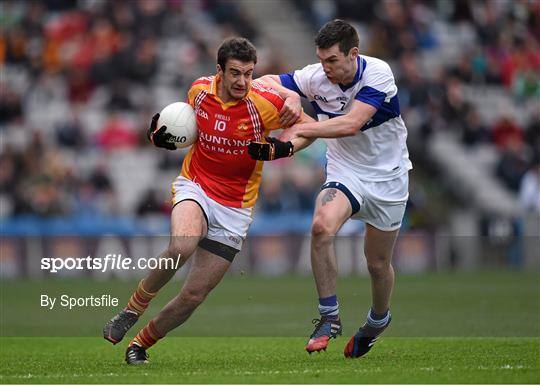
[1,1,538,259]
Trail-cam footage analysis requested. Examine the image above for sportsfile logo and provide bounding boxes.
[40,253,182,273]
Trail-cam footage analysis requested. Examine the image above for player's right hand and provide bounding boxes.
[248,137,294,161]
[147,113,176,150]
[280,94,302,127]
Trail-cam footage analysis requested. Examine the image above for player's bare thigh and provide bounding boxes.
[169,200,208,259]
[312,188,353,235]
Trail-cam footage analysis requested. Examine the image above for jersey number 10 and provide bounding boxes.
[214,120,227,131]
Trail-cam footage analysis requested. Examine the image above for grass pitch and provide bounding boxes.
[1,271,539,383]
[1,337,538,383]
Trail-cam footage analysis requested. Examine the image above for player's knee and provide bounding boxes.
[167,240,194,263]
[166,243,182,260]
[366,258,391,278]
[311,216,335,239]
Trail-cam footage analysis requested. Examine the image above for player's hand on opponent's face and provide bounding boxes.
[147,113,177,150]
[248,137,294,161]
[280,94,302,128]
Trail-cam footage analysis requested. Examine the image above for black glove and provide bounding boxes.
[248,137,294,161]
[146,113,177,150]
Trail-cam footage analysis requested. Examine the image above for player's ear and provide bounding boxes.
[349,47,359,59]
[216,64,224,76]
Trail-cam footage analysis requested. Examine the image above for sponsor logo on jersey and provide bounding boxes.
[199,132,250,146]
[198,132,250,155]
[214,113,230,121]
[236,120,250,137]
[228,235,240,245]
[237,120,249,131]
[314,94,329,103]
[196,108,209,119]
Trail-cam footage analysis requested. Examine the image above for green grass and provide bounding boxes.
[0,337,538,383]
[1,271,539,383]
[1,271,539,337]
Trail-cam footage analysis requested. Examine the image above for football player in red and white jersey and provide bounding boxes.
[103,37,313,365]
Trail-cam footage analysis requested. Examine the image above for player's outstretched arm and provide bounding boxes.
[281,100,377,141]
[258,75,302,128]
[283,112,316,152]
[290,136,315,153]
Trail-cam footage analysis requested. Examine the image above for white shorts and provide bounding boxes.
[171,176,253,254]
[324,167,409,231]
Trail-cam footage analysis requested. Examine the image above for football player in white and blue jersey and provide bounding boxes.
[249,19,412,358]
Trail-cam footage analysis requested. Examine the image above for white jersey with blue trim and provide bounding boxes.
[280,55,412,182]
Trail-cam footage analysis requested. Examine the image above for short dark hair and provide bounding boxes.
[315,19,359,55]
[217,37,257,70]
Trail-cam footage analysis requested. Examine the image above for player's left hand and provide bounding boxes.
[248,137,294,161]
[147,113,177,150]
[280,94,302,127]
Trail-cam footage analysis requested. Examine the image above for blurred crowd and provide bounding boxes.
[0,0,292,219]
[1,0,539,226]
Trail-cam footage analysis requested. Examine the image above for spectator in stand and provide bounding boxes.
[56,111,86,149]
[462,108,490,147]
[0,84,23,124]
[492,116,524,151]
[449,52,474,83]
[132,0,167,37]
[364,21,393,59]
[89,164,113,193]
[67,69,94,103]
[125,36,158,84]
[397,52,430,108]
[0,146,19,197]
[136,188,169,216]
[73,180,99,216]
[496,137,531,192]
[95,111,139,151]
[441,77,471,131]
[474,48,503,85]
[501,36,540,95]
[29,175,66,216]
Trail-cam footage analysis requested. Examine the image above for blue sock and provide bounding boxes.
[318,295,339,319]
[366,308,390,328]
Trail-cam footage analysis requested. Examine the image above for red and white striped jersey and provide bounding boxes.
[178,75,284,208]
